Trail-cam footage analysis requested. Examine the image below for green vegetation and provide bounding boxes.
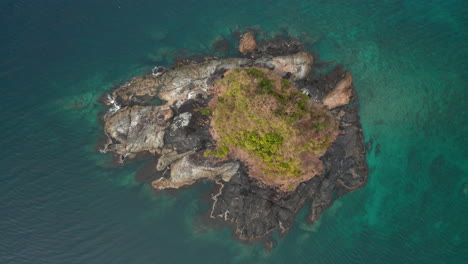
[207,68,338,189]
[203,144,229,158]
[198,108,212,115]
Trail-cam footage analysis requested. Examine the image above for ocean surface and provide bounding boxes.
[1,0,466,263]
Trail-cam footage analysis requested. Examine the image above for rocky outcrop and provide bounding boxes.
[113,75,160,106]
[110,53,314,107]
[269,52,314,80]
[152,154,239,189]
[156,149,195,171]
[103,105,172,155]
[323,71,353,109]
[253,35,304,57]
[100,37,367,243]
[239,32,257,55]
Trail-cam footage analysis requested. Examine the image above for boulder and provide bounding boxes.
[156,58,251,104]
[238,32,257,55]
[322,72,353,109]
[152,154,239,189]
[156,149,195,171]
[110,53,314,107]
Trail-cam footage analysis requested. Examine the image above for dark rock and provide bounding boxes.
[253,35,304,57]
[296,65,347,102]
[163,100,213,153]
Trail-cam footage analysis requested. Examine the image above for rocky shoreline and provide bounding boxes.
[99,34,368,241]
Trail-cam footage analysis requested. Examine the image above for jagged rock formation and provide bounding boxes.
[110,53,313,107]
[103,105,172,155]
[100,35,367,242]
[211,105,367,239]
[153,153,239,189]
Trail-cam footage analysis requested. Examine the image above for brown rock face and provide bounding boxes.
[322,72,353,109]
[238,32,257,55]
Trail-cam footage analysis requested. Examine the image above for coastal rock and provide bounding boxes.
[100,41,367,242]
[308,107,367,223]
[322,72,353,109]
[103,105,172,155]
[239,32,257,55]
[152,154,239,189]
[210,104,367,239]
[269,52,313,79]
[156,149,195,171]
[295,66,347,102]
[113,75,160,106]
[253,36,304,57]
[111,53,314,107]
[157,58,249,104]
[163,100,214,154]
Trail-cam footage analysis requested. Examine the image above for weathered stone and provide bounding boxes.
[103,105,172,155]
[152,154,239,189]
[323,72,353,109]
[239,32,257,55]
[156,149,195,171]
[253,36,304,57]
[111,53,314,106]
[112,75,160,106]
[269,52,314,79]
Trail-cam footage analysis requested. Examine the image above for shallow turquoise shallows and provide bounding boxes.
[1,0,466,263]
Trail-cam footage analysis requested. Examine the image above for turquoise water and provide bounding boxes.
[1,0,466,263]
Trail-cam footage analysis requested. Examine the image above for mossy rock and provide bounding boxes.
[207,68,339,191]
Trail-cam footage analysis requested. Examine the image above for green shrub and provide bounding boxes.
[209,68,338,188]
[199,109,212,115]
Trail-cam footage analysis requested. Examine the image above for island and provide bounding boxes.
[99,32,368,242]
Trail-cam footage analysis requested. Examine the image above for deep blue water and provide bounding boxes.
[1,0,467,263]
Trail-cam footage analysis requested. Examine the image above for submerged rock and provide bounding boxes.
[212,36,232,53]
[99,35,367,243]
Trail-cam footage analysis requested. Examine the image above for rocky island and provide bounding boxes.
[100,32,368,241]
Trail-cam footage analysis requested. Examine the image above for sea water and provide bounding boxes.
[0,0,466,263]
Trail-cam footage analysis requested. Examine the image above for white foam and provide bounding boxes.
[152,66,165,76]
[104,93,122,117]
